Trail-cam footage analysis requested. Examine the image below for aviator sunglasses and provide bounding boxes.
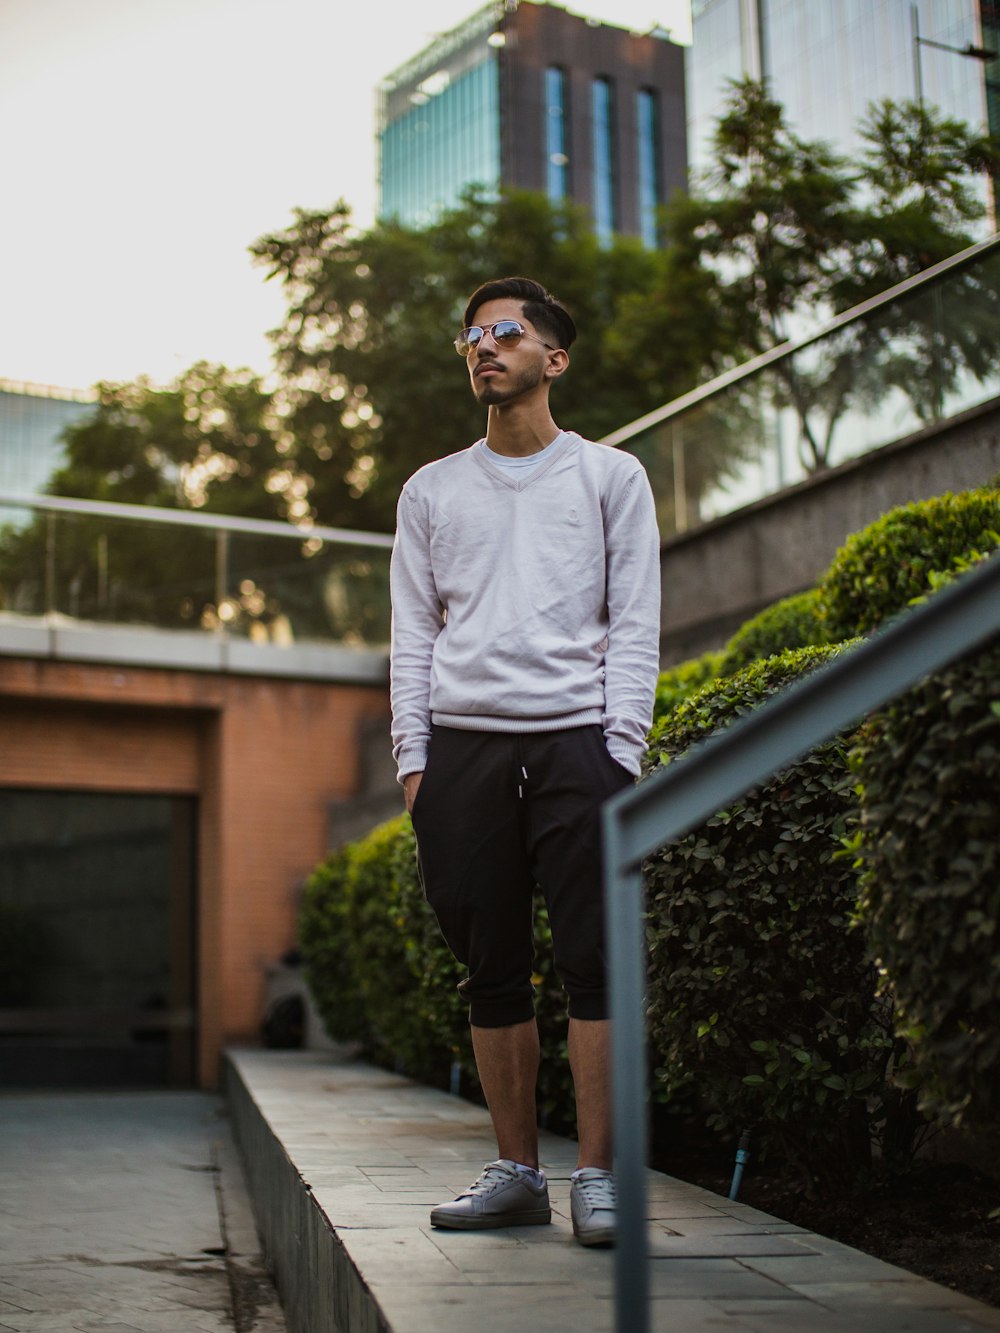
[454,320,555,357]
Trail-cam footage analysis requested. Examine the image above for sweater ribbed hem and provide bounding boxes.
[429,707,604,734]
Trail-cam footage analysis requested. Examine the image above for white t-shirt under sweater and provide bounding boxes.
[389,429,661,780]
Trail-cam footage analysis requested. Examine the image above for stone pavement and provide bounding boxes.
[0,1089,286,1333]
[227,1048,1000,1333]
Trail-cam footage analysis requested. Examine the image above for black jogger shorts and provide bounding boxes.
[409,724,634,1028]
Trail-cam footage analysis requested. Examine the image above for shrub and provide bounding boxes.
[819,488,1000,642]
[851,637,1000,1125]
[718,588,828,675]
[299,814,580,1130]
[642,643,917,1190]
[652,649,725,725]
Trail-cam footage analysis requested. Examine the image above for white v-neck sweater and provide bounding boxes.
[389,430,661,780]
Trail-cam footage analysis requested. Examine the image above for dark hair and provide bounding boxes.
[463,276,577,350]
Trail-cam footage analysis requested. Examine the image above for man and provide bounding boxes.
[389,276,660,1247]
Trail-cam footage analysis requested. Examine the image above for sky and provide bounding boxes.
[0,0,691,392]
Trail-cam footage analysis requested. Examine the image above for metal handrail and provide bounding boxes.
[0,489,395,550]
[600,231,1000,448]
[602,550,1000,1333]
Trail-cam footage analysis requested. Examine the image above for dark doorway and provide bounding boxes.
[0,790,197,1087]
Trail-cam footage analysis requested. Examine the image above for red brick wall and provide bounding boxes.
[0,657,389,1085]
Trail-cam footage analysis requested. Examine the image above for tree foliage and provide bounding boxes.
[250,190,676,532]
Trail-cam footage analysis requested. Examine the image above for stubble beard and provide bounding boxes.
[473,361,545,407]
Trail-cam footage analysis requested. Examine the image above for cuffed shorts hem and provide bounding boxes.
[566,993,609,1023]
[467,995,538,1029]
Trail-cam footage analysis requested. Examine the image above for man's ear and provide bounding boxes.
[544,348,570,381]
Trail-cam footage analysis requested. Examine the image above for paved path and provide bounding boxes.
[229,1049,1000,1333]
[0,1090,286,1333]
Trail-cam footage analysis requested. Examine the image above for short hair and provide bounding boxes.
[463,276,577,351]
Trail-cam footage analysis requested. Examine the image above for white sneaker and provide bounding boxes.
[570,1167,616,1247]
[430,1160,551,1230]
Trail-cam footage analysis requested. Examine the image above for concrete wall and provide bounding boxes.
[0,653,389,1086]
[660,396,1000,664]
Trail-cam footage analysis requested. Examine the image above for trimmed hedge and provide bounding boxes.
[850,637,1000,1125]
[819,488,1000,642]
[299,814,578,1129]
[651,649,725,725]
[643,643,916,1190]
[718,588,828,675]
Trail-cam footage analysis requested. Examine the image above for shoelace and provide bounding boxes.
[575,1174,616,1207]
[464,1162,519,1197]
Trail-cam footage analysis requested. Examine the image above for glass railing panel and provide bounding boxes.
[224,532,391,647]
[0,501,393,651]
[615,239,1000,538]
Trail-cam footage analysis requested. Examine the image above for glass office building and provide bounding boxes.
[688,0,997,226]
[377,1,687,243]
[0,380,95,498]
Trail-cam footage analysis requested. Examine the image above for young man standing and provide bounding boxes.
[389,276,660,1247]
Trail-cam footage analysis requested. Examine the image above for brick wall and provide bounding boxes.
[0,656,389,1085]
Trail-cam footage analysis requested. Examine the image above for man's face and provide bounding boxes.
[463,298,553,407]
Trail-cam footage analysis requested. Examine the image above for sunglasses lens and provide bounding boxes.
[455,326,483,356]
[493,321,523,345]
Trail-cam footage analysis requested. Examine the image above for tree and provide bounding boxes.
[250,190,669,533]
[0,365,363,639]
[613,80,1000,474]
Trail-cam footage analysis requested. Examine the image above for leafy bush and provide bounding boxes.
[652,649,725,725]
[851,637,1000,1125]
[643,643,917,1190]
[299,814,578,1129]
[819,488,1000,642]
[718,588,828,675]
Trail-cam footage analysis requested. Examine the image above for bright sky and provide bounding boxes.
[0,0,691,392]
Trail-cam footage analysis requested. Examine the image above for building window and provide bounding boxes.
[591,77,616,244]
[545,66,569,201]
[637,87,661,248]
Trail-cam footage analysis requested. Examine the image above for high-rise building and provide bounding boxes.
[377,0,687,245]
[688,0,998,223]
[0,379,95,499]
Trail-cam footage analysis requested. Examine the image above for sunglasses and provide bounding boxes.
[454,320,555,357]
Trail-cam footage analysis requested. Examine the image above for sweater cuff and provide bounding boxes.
[396,743,428,784]
[605,737,643,777]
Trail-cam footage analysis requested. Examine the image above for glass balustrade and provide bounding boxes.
[0,502,393,650]
[612,237,1000,538]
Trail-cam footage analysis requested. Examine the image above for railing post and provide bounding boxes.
[215,528,229,631]
[604,804,649,1333]
[44,512,56,615]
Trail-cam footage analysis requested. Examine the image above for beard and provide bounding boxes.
[473,360,545,406]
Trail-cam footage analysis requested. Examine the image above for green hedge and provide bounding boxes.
[819,488,1000,642]
[299,814,578,1129]
[643,644,916,1190]
[651,649,724,726]
[718,588,829,675]
[850,638,1000,1125]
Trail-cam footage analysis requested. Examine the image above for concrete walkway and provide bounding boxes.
[227,1048,1000,1333]
[0,1089,286,1333]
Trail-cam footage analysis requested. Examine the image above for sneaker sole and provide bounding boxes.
[573,1225,616,1247]
[430,1208,551,1230]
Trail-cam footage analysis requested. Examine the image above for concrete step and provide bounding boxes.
[225,1047,1000,1333]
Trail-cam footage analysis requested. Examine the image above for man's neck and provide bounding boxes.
[484,403,561,457]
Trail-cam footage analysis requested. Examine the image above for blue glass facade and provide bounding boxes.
[689,0,991,211]
[545,65,570,202]
[0,382,94,498]
[592,77,616,245]
[380,55,501,227]
[637,88,661,248]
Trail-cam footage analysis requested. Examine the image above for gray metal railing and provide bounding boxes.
[602,551,1000,1333]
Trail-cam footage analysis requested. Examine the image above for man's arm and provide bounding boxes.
[390,485,443,794]
[602,469,661,775]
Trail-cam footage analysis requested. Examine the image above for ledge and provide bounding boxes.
[224,1047,1000,1333]
[0,614,388,685]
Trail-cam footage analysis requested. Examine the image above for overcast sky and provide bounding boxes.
[0,0,691,391]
